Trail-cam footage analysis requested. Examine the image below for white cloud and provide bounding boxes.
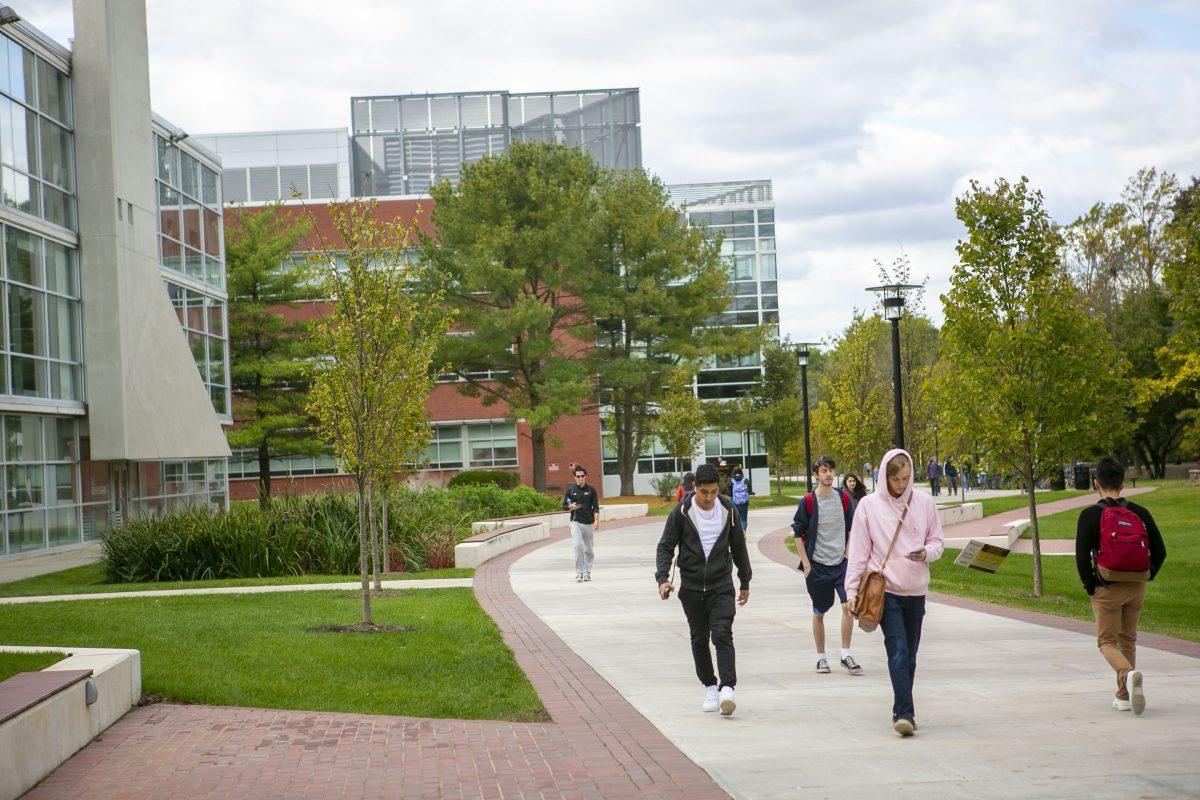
[26,0,1200,340]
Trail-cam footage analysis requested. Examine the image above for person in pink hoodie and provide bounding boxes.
[845,448,945,737]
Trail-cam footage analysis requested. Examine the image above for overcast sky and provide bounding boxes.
[29,1,1200,341]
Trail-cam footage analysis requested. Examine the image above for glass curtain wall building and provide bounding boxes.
[1,10,229,561]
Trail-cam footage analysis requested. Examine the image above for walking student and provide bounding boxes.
[792,455,862,676]
[846,449,944,737]
[675,471,696,503]
[925,457,941,496]
[563,465,600,582]
[655,463,752,717]
[944,457,959,495]
[1075,456,1167,716]
[843,473,868,503]
[729,466,751,532]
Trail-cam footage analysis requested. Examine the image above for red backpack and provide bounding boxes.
[1096,502,1151,574]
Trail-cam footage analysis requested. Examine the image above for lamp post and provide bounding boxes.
[867,283,920,449]
[795,342,818,493]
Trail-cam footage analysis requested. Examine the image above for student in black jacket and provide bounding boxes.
[563,465,600,582]
[655,463,752,716]
[1075,457,1167,716]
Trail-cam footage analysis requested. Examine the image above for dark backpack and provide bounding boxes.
[1096,501,1151,575]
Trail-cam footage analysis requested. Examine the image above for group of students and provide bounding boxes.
[652,451,1167,735]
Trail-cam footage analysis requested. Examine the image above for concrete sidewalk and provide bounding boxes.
[510,506,1200,799]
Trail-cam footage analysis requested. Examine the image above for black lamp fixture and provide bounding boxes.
[794,341,819,492]
[866,283,920,448]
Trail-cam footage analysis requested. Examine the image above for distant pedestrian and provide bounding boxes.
[863,462,873,490]
[846,449,945,737]
[563,466,600,583]
[729,466,751,532]
[675,471,696,503]
[655,463,752,717]
[793,455,862,676]
[925,458,942,496]
[944,458,959,495]
[1075,456,1167,716]
[872,465,879,487]
[843,473,868,503]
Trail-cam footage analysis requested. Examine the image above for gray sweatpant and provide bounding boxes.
[570,521,594,575]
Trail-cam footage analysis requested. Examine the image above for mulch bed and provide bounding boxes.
[305,623,416,634]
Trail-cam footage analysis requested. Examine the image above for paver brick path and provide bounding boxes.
[22,517,728,800]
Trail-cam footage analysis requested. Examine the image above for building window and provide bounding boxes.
[0,36,75,230]
[466,422,518,468]
[154,133,224,290]
[166,282,230,416]
[0,225,81,402]
[424,424,464,469]
[2,414,85,555]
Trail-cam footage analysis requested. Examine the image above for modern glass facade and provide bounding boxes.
[0,35,75,230]
[0,23,230,560]
[153,124,231,420]
[351,88,640,196]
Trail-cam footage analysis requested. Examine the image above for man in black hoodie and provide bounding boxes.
[656,463,752,716]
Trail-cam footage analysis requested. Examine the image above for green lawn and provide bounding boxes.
[0,650,66,682]
[0,588,545,721]
[0,562,474,599]
[931,482,1199,642]
[975,489,1089,518]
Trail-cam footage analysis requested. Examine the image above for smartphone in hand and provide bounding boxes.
[906,548,924,561]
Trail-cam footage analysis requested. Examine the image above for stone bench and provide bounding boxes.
[936,502,983,527]
[0,646,141,800]
[455,521,550,569]
[0,668,92,726]
[469,503,649,535]
[1004,519,1031,546]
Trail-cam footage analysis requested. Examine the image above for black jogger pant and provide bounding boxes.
[678,585,737,688]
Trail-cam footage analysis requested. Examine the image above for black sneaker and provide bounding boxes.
[840,655,863,676]
[816,657,831,674]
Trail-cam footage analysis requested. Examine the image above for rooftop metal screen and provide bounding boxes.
[350,88,640,197]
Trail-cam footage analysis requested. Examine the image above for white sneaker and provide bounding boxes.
[702,685,719,713]
[1112,698,1132,711]
[575,573,583,583]
[719,685,736,716]
[583,572,591,582]
[1126,670,1145,716]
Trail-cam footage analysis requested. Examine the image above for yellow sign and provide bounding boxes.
[953,540,1011,574]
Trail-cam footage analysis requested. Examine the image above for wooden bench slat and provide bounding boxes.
[0,669,93,725]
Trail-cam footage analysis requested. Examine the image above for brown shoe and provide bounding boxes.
[893,717,915,737]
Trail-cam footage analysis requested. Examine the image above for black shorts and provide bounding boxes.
[805,558,848,615]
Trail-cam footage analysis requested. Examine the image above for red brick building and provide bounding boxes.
[224,199,602,502]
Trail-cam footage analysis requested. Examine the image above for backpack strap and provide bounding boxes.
[839,489,850,512]
[805,492,814,517]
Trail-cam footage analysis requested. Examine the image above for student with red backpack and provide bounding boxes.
[1075,457,1167,716]
[792,455,862,676]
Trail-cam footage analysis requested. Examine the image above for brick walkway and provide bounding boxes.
[756,524,1200,660]
[23,518,728,800]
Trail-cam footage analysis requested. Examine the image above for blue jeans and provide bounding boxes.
[734,501,749,532]
[880,593,925,721]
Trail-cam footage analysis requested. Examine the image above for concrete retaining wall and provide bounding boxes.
[455,522,550,569]
[937,502,983,527]
[469,503,649,534]
[0,646,140,800]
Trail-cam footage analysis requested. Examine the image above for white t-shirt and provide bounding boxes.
[689,501,728,558]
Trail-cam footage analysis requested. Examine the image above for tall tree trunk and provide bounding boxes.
[258,441,272,509]
[369,481,381,591]
[618,409,635,497]
[531,427,548,492]
[357,475,372,624]
[1027,466,1043,598]
[382,491,390,574]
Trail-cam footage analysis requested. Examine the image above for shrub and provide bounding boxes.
[650,473,682,501]
[99,484,561,582]
[448,470,519,490]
